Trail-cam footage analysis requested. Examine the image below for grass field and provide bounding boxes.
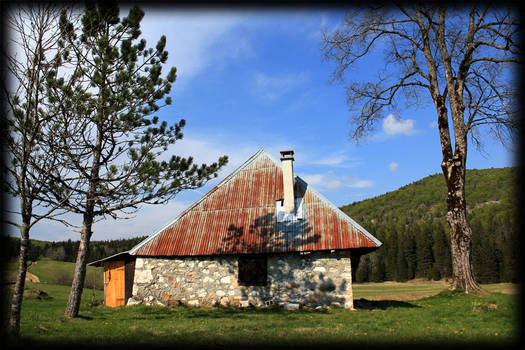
[5,259,104,290]
[352,279,518,300]
[5,267,520,348]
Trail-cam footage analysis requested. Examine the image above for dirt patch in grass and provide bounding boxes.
[498,288,517,295]
[26,272,40,283]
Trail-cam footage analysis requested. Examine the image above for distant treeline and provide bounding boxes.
[5,236,147,264]
[342,167,520,284]
[5,167,519,284]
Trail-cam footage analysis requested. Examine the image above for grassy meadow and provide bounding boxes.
[4,260,520,348]
[5,259,104,290]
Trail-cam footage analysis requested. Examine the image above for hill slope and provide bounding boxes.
[5,168,518,285]
[5,235,147,265]
[341,167,518,225]
[340,167,519,284]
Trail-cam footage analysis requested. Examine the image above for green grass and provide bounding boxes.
[353,279,518,300]
[6,259,104,289]
[8,280,520,348]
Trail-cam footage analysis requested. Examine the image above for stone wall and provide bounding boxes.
[130,251,354,309]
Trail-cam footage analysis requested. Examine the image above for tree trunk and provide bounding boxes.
[7,222,31,337]
[64,213,93,318]
[64,120,101,318]
[441,145,482,293]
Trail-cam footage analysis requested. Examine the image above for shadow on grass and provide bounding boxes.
[87,305,332,322]
[354,298,420,310]
[75,315,94,320]
[182,305,332,319]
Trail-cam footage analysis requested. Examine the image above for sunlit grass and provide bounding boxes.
[10,280,519,347]
[353,279,517,300]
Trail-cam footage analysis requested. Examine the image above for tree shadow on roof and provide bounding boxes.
[215,212,319,255]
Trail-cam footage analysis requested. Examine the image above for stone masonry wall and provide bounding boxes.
[130,251,354,309]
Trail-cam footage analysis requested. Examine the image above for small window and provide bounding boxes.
[238,256,267,286]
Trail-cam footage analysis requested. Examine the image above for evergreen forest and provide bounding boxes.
[4,167,519,284]
[5,236,147,265]
[341,167,520,284]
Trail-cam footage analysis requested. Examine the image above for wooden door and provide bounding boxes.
[104,261,126,307]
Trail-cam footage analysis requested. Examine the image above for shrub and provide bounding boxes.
[51,269,73,286]
[84,269,104,290]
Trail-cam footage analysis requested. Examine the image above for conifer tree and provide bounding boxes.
[355,254,371,282]
[431,222,452,278]
[415,223,435,278]
[44,3,228,318]
[384,227,399,281]
[396,240,409,281]
[403,227,417,280]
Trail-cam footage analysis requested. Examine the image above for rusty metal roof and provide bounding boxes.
[129,149,381,257]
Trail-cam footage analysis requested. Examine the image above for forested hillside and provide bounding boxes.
[5,236,147,264]
[341,167,520,284]
[5,167,519,284]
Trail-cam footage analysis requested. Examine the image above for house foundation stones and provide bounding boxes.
[131,251,354,309]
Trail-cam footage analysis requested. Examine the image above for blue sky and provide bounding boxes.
[12,7,518,242]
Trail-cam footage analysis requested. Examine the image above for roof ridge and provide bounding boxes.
[128,148,382,255]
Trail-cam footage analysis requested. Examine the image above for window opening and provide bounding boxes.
[238,256,267,286]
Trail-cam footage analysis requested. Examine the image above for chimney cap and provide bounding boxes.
[280,150,294,160]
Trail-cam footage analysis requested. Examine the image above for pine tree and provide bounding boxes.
[415,223,434,279]
[432,222,451,278]
[369,252,386,282]
[403,226,417,280]
[355,254,371,283]
[472,216,499,283]
[396,237,409,281]
[64,239,74,262]
[44,3,228,318]
[501,211,518,282]
[384,226,399,281]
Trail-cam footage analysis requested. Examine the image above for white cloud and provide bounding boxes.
[311,154,348,166]
[300,173,373,191]
[139,9,250,87]
[254,72,309,101]
[348,179,374,188]
[24,199,193,242]
[429,121,438,128]
[17,133,265,242]
[165,135,263,178]
[301,174,344,190]
[91,200,191,240]
[389,162,399,172]
[306,152,363,168]
[382,114,420,136]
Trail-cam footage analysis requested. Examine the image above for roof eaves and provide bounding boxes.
[87,251,131,266]
[295,176,383,247]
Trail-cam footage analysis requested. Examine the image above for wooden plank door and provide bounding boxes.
[104,261,126,307]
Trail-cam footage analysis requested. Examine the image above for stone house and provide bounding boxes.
[90,149,381,309]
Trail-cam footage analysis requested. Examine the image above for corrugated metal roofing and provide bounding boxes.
[130,149,381,257]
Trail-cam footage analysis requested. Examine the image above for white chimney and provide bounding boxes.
[280,150,295,214]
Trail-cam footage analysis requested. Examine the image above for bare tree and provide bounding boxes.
[43,3,228,318]
[322,3,519,292]
[2,4,76,336]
